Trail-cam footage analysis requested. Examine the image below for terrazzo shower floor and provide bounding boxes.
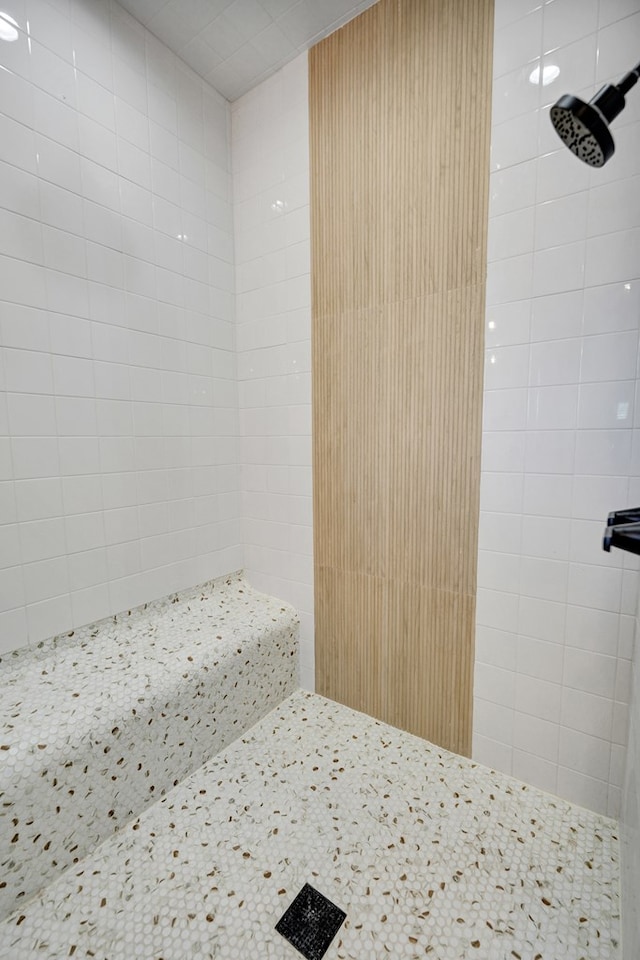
[0,691,620,960]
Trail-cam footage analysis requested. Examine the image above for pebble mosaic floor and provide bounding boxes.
[0,691,620,960]
[0,573,298,920]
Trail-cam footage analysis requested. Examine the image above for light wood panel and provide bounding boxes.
[315,568,387,722]
[310,0,493,756]
[384,583,476,756]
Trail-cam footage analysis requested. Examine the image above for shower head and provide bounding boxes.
[550,92,616,166]
[550,60,640,167]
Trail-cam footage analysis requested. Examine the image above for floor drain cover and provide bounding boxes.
[275,883,346,960]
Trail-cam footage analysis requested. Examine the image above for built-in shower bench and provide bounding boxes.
[0,572,298,922]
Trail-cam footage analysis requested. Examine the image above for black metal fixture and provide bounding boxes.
[550,59,640,166]
[275,883,346,960]
[603,508,640,556]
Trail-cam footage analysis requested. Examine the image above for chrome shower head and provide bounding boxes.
[550,61,640,167]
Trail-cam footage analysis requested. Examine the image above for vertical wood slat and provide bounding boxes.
[310,0,493,756]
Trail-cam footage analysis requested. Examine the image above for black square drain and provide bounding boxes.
[275,883,346,960]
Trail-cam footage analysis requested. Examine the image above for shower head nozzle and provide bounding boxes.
[550,94,614,167]
[550,61,640,168]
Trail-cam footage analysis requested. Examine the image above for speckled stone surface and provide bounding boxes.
[0,572,298,921]
[0,691,620,960]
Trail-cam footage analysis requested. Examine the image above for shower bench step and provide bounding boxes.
[0,690,620,960]
[0,572,298,922]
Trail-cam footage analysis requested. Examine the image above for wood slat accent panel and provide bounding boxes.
[386,288,486,597]
[310,0,493,756]
[315,568,386,721]
[384,583,476,757]
[313,308,391,578]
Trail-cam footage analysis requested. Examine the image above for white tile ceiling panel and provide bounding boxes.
[116,0,380,100]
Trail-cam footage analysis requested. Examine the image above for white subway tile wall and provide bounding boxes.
[475,0,640,817]
[231,54,313,691]
[622,586,640,955]
[0,0,241,653]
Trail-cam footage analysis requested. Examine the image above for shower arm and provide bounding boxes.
[587,60,640,128]
[617,61,640,97]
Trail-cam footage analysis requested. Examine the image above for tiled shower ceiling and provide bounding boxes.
[117,0,379,100]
